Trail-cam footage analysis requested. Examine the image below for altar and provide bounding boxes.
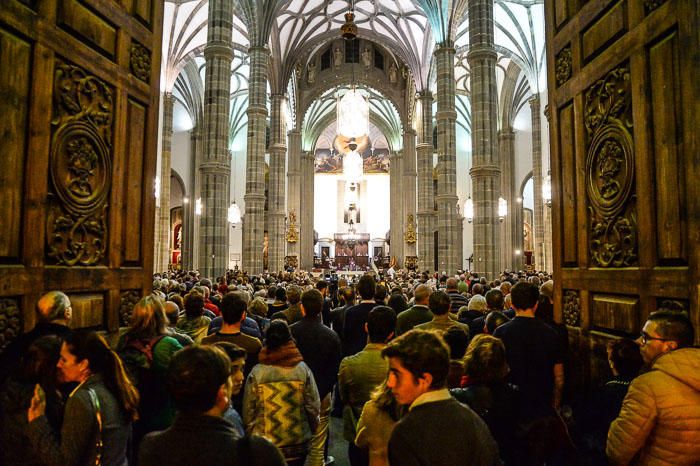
[334,233,370,270]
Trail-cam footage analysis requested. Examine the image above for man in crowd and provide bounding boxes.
[139,346,285,466]
[338,306,396,465]
[315,280,333,326]
[0,291,72,383]
[291,289,343,466]
[271,285,303,324]
[416,291,470,336]
[343,275,377,356]
[330,286,355,343]
[607,311,700,465]
[469,289,506,337]
[395,284,432,336]
[383,330,500,465]
[445,277,469,310]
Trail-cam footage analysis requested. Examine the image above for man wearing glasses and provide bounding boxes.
[607,310,700,465]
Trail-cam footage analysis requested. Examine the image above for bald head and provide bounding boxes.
[36,291,71,324]
[165,301,180,325]
[414,284,431,305]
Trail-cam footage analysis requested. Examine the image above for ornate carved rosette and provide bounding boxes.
[0,298,21,352]
[284,255,299,269]
[563,290,581,327]
[404,256,418,270]
[119,290,141,327]
[130,42,151,83]
[584,66,638,267]
[48,60,113,266]
[555,46,572,87]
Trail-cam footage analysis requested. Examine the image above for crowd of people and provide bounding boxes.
[0,266,698,466]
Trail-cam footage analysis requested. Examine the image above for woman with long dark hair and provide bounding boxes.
[27,330,139,466]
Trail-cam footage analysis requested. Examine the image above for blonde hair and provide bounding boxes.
[128,295,168,338]
[248,297,268,318]
[463,334,509,384]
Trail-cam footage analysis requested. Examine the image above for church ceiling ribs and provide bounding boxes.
[584,65,637,268]
[47,59,113,266]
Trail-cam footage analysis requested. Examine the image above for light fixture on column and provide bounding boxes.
[154,176,160,207]
[498,197,508,223]
[464,196,474,223]
[228,202,241,224]
[543,170,552,207]
[183,197,189,204]
[195,198,203,216]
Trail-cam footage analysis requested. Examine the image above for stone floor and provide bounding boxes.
[328,416,351,466]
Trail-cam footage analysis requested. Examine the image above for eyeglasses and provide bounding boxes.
[639,331,671,345]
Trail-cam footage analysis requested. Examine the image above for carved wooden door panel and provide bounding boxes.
[0,0,163,346]
[545,0,699,387]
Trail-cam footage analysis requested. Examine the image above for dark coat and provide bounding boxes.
[291,315,343,399]
[139,413,285,466]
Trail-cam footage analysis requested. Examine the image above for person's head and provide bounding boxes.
[184,291,205,319]
[500,281,512,296]
[275,287,287,303]
[510,282,539,313]
[265,319,293,350]
[167,345,232,415]
[445,277,459,291]
[428,290,451,316]
[339,286,356,306]
[638,311,695,365]
[357,274,377,300]
[287,285,302,304]
[247,297,268,318]
[607,338,643,379]
[471,283,484,296]
[443,326,470,360]
[413,284,431,305]
[485,289,504,311]
[164,301,180,326]
[267,285,278,300]
[21,335,62,387]
[536,294,554,321]
[60,331,139,421]
[315,280,329,296]
[220,292,247,325]
[36,291,72,324]
[301,288,324,318]
[366,305,396,343]
[467,294,487,314]
[484,311,509,334]
[540,280,554,303]
[463,334,509,384]
[369,379,406,422]
[382,329,450,405]
[387,293,408,315]
[129,295,169,337]
[528,275,541,287]
[374,284,388,304]
[212,342,247,396]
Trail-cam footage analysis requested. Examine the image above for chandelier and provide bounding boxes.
[341,0,357,41]
[343,149,363,182]
[337,88,369,139]
[464,196,474,223]
[228,202,241,224]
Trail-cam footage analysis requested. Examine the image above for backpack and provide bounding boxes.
[117,335,166,388]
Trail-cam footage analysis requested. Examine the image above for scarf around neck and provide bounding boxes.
[259,340,303,367]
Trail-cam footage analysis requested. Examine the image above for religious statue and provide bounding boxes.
[334,47,343,68]
[404,214,416,243]
[388,62,398,83]
[362,47,371,69]
[286,210,299,243]
[307,60,316,84]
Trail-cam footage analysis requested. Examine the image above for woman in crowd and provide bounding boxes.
[27,330,138,466]
[243,320,320,466]
[176,290,211,343]
[354,380,405,466]
[451,334,520,464]
[1,335,64,466]
[247,296,271,336]
[117,295,183,442]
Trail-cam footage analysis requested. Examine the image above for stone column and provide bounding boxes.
[435,45,460,275]
[155,93,174,273]
[287,129,301,260]
[267,94,286,273]
[183,126,201,271]
[530,96,545,271]
[243,45,269,274]
[468,0,501,279]
[390,150,404,264]
[198,0,233,279]
[299,150,315,270]
[403,128,417,262]
[416,91,435,271]
[499,129,516,271]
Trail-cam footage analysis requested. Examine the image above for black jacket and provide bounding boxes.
[139,413,285,466]
[291,315,342,399]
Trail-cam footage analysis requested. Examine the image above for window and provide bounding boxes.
[374,49,384,69]
[321,49,331,70]
[345,39,360,63]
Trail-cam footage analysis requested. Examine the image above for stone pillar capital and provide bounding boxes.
[204,42,234,60]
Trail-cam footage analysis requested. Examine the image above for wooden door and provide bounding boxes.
[545,0,699,388]
[0,0,163,345]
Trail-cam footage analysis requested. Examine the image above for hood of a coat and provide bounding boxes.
[653,347,700,391]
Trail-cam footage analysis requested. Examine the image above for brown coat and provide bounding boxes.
[607,347,700,465]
